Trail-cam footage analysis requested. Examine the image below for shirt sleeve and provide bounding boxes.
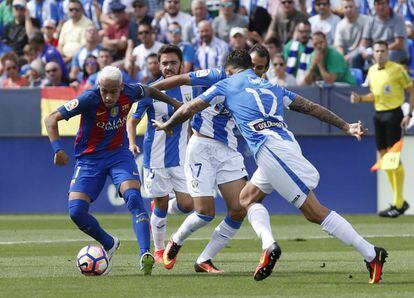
[399,66,413,89]
[57,90,94,120]
[182,44,195,63]
[132,97,152,119]
[130,83,147,101]
[188,67,226,87]
[282,87,299,108]
[199,82,226,106]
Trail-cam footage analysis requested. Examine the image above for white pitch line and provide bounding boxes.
[0,233,413,245]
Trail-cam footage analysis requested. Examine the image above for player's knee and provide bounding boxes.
[195,208,215,218]
[178,200,193,213]
[68,200,89,224]
[123,188,145,213]
[227,205,247,221]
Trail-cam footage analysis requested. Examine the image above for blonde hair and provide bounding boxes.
[98,66,123,84]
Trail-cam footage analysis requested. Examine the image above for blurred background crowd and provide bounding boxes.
[0,0,413,89]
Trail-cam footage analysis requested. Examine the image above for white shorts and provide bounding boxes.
[250,135,320,208]
[143,166,188,198]
[185,135,248,197]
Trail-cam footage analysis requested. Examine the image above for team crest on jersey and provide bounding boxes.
[195,69,211,77]
[183,93,192,102]
[191,180,199,189]
[64,99,79,111]
[122,104,130,111]
[110,107,119,117]
[383,85,392,94]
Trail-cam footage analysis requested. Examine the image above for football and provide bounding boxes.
[76,245,109,276]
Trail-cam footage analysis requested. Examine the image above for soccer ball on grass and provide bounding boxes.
[76,245,108,276]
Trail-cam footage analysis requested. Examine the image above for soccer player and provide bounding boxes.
[351,40,413,217]
[126,45,196,263]
[153,50,388,283]
[149,44,270,273]
[44,65,181,275]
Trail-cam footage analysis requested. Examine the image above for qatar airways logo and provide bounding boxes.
[96,116,127,130]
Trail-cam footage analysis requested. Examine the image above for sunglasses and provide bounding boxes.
[46,68,58,73]
[273,63,285,66]
[6,65,17,71]
[168,28,181,34]
[13,5,26,10]
[281,0,293,4]
[138,30,150,35]
[69,7,81,12]
[85,61,97,66]
[133,3,145,8]
[220,2,233,8]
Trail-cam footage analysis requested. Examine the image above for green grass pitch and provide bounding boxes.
[1,214,413,297]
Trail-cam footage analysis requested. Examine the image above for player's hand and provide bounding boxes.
[129,144,140,157]
[401,115,411,130]
[350,92,361,103]
[346,121,367,141]
[54,150,69,166]
[151,119,173,135]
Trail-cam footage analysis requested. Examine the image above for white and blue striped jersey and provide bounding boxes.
[133,82,197,168]
[188,68,239,150]
[194,37,230,70]
[199,69,298,158]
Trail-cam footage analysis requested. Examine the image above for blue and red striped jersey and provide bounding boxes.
[58,83,146,157]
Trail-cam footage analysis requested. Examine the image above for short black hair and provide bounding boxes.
[264,37,281,49]
[224,49,253,70]
[312,31,326,40]
[249,43,270,68]
[146,53,158,61]
[157,44,183,63]
[373,40,389,48]
[29,31,45,46]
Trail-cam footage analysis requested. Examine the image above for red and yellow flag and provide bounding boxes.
[370,139,403,172]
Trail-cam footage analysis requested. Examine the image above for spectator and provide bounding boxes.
[0,0,14,31]
[358,0,408,67]
[212,0,248,43]
[3,0,39,56]
[0,41,12,65]
[194,20,229,69]
[284,20,313,83]
[309,0,341,45]
[42,19,58,48]
[71,54,98,88]
[27,58,45,87]
[70,24,101,82]
[1,52,29,87]
[302,31,356,85]
[167,22,195,73]
[20,44,38,75]
[229,27,249,51]
[334,0,368,68]
[265,0,308,45]
[141,52,161,83]
[183,0,212,44]
[269,53,297,86]
[29,31,67,76]
[27,0,59,27]
[42,61,68,86]
[205,0,220,17]
[245,6,272,46]
[58,0,93,64]
[128,0,153,47]
[128,22,163,80]
[152,0,192,43]
[85,47,132,87]
[79,0,103,29]
[102,1,129,61]
[264,37,282,81]
[239,0,273,17]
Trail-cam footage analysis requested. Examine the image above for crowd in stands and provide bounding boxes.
[0,0,414,89]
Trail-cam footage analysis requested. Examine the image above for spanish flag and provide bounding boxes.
[370,139,403,172]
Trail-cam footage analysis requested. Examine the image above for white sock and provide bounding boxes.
[150,213,167,250]
[321,211,376,261]
[247,203,275,250]
[172,212,213,245]
[197,220,239,264]
[167,197,185,215]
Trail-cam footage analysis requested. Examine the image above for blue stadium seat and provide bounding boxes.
[350,68,364,85]
[407,39,414,78]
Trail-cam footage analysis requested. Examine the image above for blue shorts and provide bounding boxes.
[69,148,140,201]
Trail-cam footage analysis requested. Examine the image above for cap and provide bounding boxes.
[230,27,245,38]
[12,0,26,8]
[43,19,57,28]
[133,0,148,6]
[109,1,126,12]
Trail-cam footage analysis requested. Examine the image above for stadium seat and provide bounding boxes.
[350,68,364,85]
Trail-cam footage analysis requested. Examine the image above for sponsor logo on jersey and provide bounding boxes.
[122,104,130,111]
[64,99,79,111]
[195,69,211,77]
[96,116,127,130]
[253,120,285,131]
[110,107,119,117]
[213,102,230,116]
[383,85,392,94]
[292,194,300,204]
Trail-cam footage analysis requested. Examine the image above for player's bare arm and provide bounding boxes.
[150,73,191,90]
[126,117,141,157]
[290,95,366,140]
[152,98,210,134]
[401,85,414,129]
[44,110,69,166]
[144,85,183,110]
